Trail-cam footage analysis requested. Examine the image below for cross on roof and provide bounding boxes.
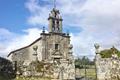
[54,0,56,9]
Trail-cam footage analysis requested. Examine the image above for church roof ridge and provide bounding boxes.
[7,37,42,57]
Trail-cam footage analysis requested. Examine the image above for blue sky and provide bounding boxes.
[0,0,120,58]
[0,0,29,33]
[0,0,82,33]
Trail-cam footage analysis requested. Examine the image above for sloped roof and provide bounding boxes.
[99,46,120,58]
[7,32,70,57]
[7,37,42,57]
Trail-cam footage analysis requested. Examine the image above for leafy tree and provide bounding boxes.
[75,56,95,69]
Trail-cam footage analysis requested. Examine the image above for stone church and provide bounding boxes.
[7,7,75,80]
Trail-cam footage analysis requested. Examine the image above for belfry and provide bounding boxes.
[48,8,63,33]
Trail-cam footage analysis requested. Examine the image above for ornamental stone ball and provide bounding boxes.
[69,44,73,49]
[94,43,100,49]
[33,45,38,51]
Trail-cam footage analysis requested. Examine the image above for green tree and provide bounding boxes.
[75,56,94,69]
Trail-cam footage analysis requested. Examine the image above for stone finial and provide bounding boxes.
[59,15,62,19]
[49,13,52,17]
[94,43,100,49]
[94,43,100,54]
[66,30,69,36]
[42,26,45,33]
[33,45,38,51]
[33,45,38,61]
[69,44,73,49]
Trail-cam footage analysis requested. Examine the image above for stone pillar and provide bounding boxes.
[48,15,53,32]
[59,16,63,33]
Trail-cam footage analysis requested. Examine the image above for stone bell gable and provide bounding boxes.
[48,8,63,33]
[94,44,120,80]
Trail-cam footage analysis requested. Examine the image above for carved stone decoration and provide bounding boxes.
[94,43,100,54]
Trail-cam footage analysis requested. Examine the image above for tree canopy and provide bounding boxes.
[75,56,94,69]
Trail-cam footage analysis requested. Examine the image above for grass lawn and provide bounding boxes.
[76,68,97,79]
[79,69,96,76]
[16,76,52,80]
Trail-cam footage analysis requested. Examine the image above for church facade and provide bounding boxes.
[8,8,75,80]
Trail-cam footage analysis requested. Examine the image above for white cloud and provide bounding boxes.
[1,0,120,60]
[25,0,50,26]
[0,28,42,57]
[25,0,120,59]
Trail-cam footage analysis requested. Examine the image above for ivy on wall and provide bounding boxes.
[99,47,120,58]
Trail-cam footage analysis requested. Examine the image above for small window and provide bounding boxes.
[55,44,59,50]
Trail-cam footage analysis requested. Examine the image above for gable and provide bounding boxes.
[7,37,42,57]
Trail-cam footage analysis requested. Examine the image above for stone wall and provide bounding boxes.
[8,33,75,80]
[95,51,120,80]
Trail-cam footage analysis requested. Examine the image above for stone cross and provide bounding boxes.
[54,0,56,9]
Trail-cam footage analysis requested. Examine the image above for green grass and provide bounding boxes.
[80,69,96,76]
[76,68,97,79]
[16,76,52,80]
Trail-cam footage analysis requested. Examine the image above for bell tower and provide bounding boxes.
[48,7,63,33]
[48,0,63,33]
